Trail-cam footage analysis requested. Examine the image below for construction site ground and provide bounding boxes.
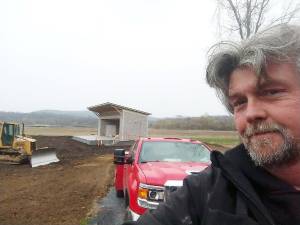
[0,136,122,225]
[0,134,227,225]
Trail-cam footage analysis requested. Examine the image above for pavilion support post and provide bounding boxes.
[96,113,102,146]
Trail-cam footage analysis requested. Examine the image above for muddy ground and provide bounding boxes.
[0,136,226,225]
[0,136,129,225]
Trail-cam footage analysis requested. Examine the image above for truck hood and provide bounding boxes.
[138,161,209,186]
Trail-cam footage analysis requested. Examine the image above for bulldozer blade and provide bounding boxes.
[30,147,59,168]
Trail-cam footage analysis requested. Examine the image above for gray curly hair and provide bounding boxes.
[206,24,300,113]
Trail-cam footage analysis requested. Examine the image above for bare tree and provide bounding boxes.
[216,0,300,39]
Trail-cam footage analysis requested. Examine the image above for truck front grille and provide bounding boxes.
[164,186,179,202]
[163,180,183,202]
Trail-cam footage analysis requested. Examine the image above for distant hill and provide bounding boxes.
[0,110,98,127]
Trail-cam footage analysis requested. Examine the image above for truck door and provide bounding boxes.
[124,140,138,188]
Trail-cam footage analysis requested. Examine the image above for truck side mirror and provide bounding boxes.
[114,149,125,164]
[126,155,134,164]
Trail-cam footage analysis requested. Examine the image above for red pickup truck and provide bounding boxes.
[113,137,211,221]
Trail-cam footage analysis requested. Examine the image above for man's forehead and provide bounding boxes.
[228,66,280,95]
[228,67,259,93]
[228,62,300,95]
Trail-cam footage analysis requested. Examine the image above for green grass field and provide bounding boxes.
[25,126,239,148]
[149,128,239,148]
[190,135,240,148]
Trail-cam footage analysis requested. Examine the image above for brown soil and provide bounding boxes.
[0,136,127,225]
[0,135,225,225]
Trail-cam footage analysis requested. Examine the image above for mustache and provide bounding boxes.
[242,122,285,138]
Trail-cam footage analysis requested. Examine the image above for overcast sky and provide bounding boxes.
[0,0,295,117]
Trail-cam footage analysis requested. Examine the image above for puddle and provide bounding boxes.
[88,188,126,225]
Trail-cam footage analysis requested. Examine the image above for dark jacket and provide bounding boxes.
[123,144,300,225]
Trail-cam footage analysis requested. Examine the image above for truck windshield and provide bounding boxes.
[139,141,210,163]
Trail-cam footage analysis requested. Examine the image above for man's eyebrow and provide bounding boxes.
[257,77,285,89]
[228,86,243,97]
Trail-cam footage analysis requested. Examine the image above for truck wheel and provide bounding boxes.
[116,190,124,198]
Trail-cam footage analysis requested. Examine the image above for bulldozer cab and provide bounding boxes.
[0,122,20,147]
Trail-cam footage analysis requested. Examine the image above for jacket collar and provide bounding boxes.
[210,145,276,225]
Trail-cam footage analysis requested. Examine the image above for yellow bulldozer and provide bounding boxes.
[0,121,59,167]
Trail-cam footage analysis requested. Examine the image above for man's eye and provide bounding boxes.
[262,89,283,96]
[232,99,247,108]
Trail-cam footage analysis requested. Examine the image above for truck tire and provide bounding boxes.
[116,190,124,198]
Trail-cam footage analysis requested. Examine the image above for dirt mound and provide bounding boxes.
[0,136,123,225]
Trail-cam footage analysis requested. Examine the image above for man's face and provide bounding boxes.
[228,63,300,167]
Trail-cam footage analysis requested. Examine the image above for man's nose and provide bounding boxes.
[245,100,267,123]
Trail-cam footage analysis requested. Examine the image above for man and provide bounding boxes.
[123,24,300,225]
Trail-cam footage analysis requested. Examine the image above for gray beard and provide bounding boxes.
[240,122,300,168]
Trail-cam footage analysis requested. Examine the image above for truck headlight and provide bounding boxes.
[148,189,164,201]
[138,183,164,201]
[137,183,164,209]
